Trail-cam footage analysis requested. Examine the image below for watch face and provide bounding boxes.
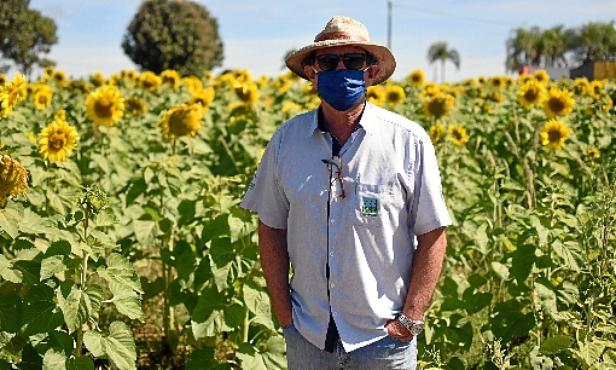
[410,323,424,336]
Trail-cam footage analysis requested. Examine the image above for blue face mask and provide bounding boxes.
[316,69,366,111]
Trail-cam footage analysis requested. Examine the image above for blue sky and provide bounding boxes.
[26,0,616,82]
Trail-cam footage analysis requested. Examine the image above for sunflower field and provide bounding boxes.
[0,66,615,370]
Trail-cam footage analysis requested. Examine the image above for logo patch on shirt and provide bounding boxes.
[360,197,379,216]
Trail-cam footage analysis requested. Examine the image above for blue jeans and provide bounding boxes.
[283,324,417,370]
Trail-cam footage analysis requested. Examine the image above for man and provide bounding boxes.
[241,16,452,370]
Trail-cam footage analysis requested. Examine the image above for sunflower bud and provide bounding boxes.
[81,185,107,214]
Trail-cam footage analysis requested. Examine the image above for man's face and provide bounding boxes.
[303,45,380,87]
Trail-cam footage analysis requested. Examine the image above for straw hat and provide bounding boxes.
[285,16,396,84]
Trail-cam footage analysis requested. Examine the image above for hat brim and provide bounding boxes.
[285,39,396,85]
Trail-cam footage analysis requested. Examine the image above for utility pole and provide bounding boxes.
[387,0,392,49]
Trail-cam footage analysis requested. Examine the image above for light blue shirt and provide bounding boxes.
[241,102,452,352]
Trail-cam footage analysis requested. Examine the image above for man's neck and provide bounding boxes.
[320,100,366,145]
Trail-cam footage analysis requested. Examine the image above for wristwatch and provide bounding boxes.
[396,313,424,336]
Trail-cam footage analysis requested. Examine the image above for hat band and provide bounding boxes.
[314,31,369,43]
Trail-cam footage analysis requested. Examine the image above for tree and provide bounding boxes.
[122,0,224,76]
[571,21,616,63]
[427,41,460,83]
[538,25,575,68]
[505,27,541,72]
[0,0,57,76]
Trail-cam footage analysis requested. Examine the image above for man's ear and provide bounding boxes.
[366,64,381,86]
[303,65,317,84]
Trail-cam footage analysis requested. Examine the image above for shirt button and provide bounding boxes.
[329,252,334,257]
[330,219,335,224]
[330,283,335,288]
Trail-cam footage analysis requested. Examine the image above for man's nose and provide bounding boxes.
[335,57,346,71]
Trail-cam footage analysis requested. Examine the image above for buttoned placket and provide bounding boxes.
[322,127,364,325]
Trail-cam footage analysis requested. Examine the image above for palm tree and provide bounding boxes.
[427,41,460,83]
[505,27,541,72]
[539,25,575,68]
[572,21,616,63]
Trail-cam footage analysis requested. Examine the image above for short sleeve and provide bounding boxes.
[240,132,289,229]
[408,136,452,236]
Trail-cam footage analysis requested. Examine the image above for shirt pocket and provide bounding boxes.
[352,182,396,228]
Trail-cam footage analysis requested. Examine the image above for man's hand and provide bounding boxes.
[385,318,413,341]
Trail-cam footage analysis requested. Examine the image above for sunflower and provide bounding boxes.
[385,85,406,106]
[233,68,253,83]
[215,72,236,88]
[121,70,139,82]
[585,147,600,162]
[138,71,161,92]
[125,97,147,115]
[588,80,604,100]
[42,66,55,80]
[543,88,575,118]
[366,85,385,106]
[540,119,570,150]
[0,73,7,86]
[161,69,181,90]
[504,77,513,88]
[38,117,79,162]
[485,91,505,103]
[428,124,445,144]
[32,84,53,109]
[447,124,469,146]
[572,78,590,95]
[90,71,105,87]
[422,93,455,119]
[234,82,259,104]
[517,80,545,108]
[0,73,27,118]
[183,76,203,94]
[518,74,534,85]
[86,85,125,126]
[281,101,302,116]
[407,69,425,87]
[72,79,92,93]
[533,69,549,85]
[420,83,441,100]
[0,155,28,208]
[488,76,505,89]
[190,87,215,109]
[52,70,68,86]
[160,104,203,139]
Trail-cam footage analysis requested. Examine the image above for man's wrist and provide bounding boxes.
[396,313,424,336]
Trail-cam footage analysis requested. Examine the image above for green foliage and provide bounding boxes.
[506,21,616,71]
[1,65,615,368]
[122,0,224,75]
[0,0,57,75]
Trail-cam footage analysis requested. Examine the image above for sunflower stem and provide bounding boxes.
[74,207,90,357]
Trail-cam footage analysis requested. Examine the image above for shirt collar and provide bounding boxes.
[306,101,376,137]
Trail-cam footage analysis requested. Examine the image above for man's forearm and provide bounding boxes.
[403,226,448,320]
[258,220,293,327]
